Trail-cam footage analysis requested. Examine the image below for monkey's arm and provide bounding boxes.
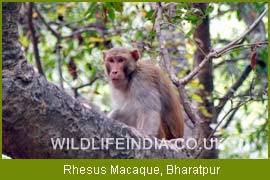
[136,110,161,136]
[133,84,162,136]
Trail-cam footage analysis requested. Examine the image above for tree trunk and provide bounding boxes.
[192,3,218,158]
[2,2,189,159]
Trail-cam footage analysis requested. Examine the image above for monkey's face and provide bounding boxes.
[103,47,140,89]
[105,56,129,88]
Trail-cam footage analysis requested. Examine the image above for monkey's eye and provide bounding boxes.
[118,58,125,63]
[108,58,114,63]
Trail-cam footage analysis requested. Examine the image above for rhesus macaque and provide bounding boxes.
[103,47,184,139]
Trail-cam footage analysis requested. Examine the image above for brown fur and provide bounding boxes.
[103,47,184,139]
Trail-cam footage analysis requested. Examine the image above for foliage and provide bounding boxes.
[18,2,268,158]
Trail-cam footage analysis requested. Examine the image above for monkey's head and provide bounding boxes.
[103,47,140,89]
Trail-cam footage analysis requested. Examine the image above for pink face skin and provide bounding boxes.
[105,55,127,88]
[103,48,140,89]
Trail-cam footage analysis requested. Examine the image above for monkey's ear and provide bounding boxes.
[130,49,140,61]
[102,50,107,61]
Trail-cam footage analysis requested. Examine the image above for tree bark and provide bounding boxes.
[2,2,189,159]
[192,3,217,158]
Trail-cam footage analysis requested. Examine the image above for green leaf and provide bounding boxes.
[185,28,195,38]
[135,31,143,39]
[85,3,98,19]
[113,2,123,13]
[249,133,254,142]
[187,79,201,89]
[177,3,190,10]
[236,10,241,21]
[199,106,213,118]
[236,121,242,133]
[104,2,112,8]
[19,35,30,47]
[145,9,154,20]
[147,30,156,41]
[185,13,199,24]
[108,8,115,20]
[191,93,204,103]
[205,5,214,16]
[110,35,122,43]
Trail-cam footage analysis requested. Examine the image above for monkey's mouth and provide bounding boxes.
[111,78,121,83]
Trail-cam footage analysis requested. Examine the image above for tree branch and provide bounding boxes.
[195,98,253,158]
[218,41,268,56]
[155,3,176,81]
[214,55,248,68]
[216,7,268,56]
[160,22,207,56]
[215,65,252,118]
[178,7,268,85]
[27,2,45,77]
[34,5,60,38]
[73,76,99,97]
[56,37,64,89]
[35,5,66,89]
[62,26,105,39]
[222,103,241,129]
[155,3,200,124]
[2,2,190,159]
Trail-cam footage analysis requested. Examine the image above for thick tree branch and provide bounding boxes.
[27,2,45,77]
[177,85,200,124]
[155,3,200,124]
[155,3,177,81]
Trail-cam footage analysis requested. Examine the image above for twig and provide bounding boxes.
[155,3,176,80]
[74,77,99,91]
[214,55,248,68]
[61,16,89,27]
[177,85,200,124]
[179,50,218,85]
[216,7,268,56]
[210,6,237,20]
[62,26,104,39]
[73,77,99,97]
[195,98,253,158]
[215,65,252,119]
[178,7,268,85]
[34,5,60,37]
[218,41,268,57]
[35,5,64,88]
[161,22,207,56]
[56,37,64,89]
[222,102,241,129]
[27,2,45,77]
